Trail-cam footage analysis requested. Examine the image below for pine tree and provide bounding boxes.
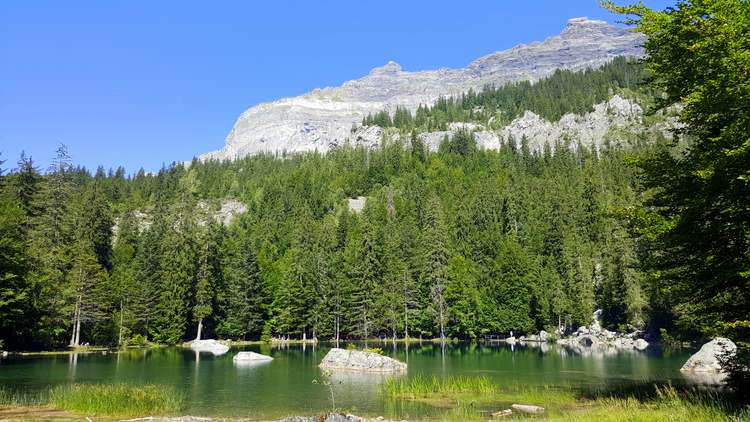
[152,212,196,345]
[218,232,268,339]
[193,223,221,340]
[0,180,30,348]
[67,239,108,347]
[28,144,76,345]
[421,195,449,341]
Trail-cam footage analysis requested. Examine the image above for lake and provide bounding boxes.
[0,342,696,420]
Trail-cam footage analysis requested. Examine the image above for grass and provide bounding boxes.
[1,384,184,418]
[546,386,749,422]
[0,388,47,407]
[382,375,749,421]
[384,374,495,399]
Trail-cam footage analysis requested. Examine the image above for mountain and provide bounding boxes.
[198,18,645,161]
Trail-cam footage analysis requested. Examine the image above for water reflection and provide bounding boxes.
[0,341,696,419]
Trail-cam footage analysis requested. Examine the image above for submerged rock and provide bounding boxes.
[233,351,273,363]
[189,339,229,356]
[319,348,407,372]
[681,338,737,373]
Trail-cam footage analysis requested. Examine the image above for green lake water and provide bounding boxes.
[0,342,696,420]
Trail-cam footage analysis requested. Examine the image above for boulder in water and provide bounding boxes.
[680,337,736,373]
[233,351,273,363]
[319,348,406,372]
[634,339,649,350]
[189,339,229,356]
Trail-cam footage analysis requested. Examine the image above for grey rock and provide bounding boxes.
[199,18,644,160]
[276,415,362,422]
[634,339,649,350]
[120,417,212,422]
[511,404,545,414]
[680,338,737,373]
[233,351,273,363]
[189,339,229,356]
[319,348,407,372]
[347,197,367,213]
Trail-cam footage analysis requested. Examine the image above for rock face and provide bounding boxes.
[680,338,737,373]
[189,339,229,356]
[199,18,644,160]
[233,351,273,363]
[319,348,407,372]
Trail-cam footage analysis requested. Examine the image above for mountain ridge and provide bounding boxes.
[198,18,645,161]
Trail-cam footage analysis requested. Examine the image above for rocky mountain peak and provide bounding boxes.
[370,60,403,76]
[198,18,645,161]
[561,17,625,38]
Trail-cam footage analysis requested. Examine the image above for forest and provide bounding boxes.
[0,115,654,350]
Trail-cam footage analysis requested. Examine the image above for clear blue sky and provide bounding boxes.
[1,0,673,173]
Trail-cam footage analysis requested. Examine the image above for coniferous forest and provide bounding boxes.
[0,75,655,350]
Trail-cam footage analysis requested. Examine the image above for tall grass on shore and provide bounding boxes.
[2,384,186,417]
[48,384,184,417]
[382,375,748,421]
[382,375,577,407]
[547,385,749,422]
[383,374,495,399]
[0,388,47,407]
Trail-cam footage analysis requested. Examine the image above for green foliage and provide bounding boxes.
[605,0,750,388]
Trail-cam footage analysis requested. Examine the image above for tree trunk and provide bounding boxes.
[195,318,203,341]
[74,311,81,347]
[335,314,340,348]
[69,299,79,347]
[439,307,445,343]
[69,295,81,347]
[118,300,124,348]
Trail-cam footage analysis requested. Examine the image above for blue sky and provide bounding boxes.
[1,0,673,173]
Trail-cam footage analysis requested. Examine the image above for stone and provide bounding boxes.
[347,197,367,213]
[198,18,645,161]
[538,330,549,342]
[189,339,229,356]
[319,348,407,372]
[634,339,649,350]
[511,404,545,414]
[505,336,516,345]
[233,351,273,363]
[120,417,212,422]
[275,414,362,422]
[680,338,737,373]
[491,409,513,418]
